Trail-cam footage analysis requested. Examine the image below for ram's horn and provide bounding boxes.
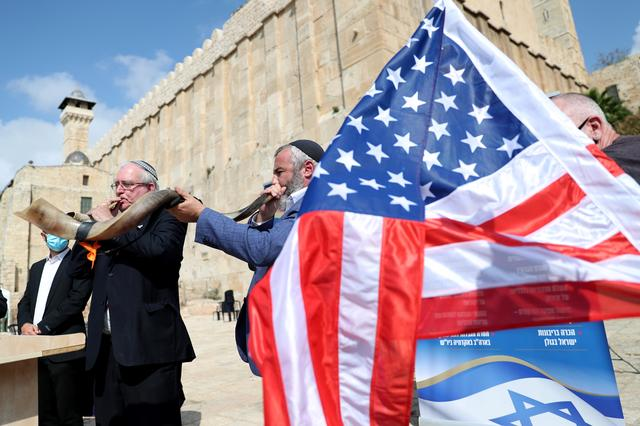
[15,199,84,240]
[15,188,273,241]
[15,189,183,241]
[223,193,272,222]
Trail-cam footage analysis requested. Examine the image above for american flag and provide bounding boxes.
[248,0,640,424]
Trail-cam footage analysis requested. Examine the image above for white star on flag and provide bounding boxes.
[412,55,432,73]
[434,92,458,111]
[497,134,523,158]
[365,84,382,98]
[443,64,465,86]
[428,119,450,140]
[312,162,329,179]
[406,37,419,48]
[460,131,486,153]
[452,159,479,181]
[402,92,426,112]
[366,142,390,164]
[423,149,442,170]
[374,106,397,127]
[420,181,435,199]
[389,195,417,211]
[393,132,417,153]
[359,178,386,190]
[387,171,411,187]
[468,104,493,124]
[386,67,406,90]
[335,148,361,172]
[327,182,356,200]
[421,17,439,37]
[346,115,369,134]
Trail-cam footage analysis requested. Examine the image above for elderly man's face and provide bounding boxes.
[113,163,154,211]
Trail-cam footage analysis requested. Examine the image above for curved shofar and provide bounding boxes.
[15,189,182,241]
[222,193,272,222]
[15,189,273,241]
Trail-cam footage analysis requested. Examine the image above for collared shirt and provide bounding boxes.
[33,248,70,325]
[283,187,307,213]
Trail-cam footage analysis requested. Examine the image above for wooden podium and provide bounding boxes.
[0,333,85,425]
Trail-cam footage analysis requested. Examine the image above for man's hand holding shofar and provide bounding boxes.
[256,176,286,222]
[169,187,205,223]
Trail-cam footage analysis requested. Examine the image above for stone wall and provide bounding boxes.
[78,0,588,300]
[589,54,640,113]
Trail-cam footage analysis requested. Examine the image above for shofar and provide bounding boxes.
[14,189,272,241]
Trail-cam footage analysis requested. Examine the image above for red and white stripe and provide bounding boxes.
[418,141,640,337]
[250,1,640,424]
[414,0,640,338]
[249,211,424,425]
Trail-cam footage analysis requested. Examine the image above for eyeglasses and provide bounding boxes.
[577,116,590,130]
[111,181,147,191]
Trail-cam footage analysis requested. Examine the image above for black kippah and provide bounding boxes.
[130,160,158,180]
[288,139,324,162]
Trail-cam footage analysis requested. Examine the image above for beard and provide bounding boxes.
[278,170,305,211]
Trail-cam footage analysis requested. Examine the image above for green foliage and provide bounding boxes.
[586,88,631,129]
[617,110,640,135]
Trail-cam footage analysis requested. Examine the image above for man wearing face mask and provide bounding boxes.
[17,232,92,426]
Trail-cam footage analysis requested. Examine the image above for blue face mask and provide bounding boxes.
[46,234,69,252]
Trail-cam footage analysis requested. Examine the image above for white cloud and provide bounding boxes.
[0,117,63,188]
[632,20,640,55]
[113,51,173,101]
[6,73,96,112]
[90,104,126,145]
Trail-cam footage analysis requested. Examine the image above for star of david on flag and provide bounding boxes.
[248,0,640,424]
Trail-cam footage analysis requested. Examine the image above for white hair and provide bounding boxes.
[551,92,608,123]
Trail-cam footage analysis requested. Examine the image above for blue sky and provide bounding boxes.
[570,0,640,71]
[0,0,638,188]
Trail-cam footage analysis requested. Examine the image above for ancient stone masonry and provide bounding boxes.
[590,54,640,113]
[0,0,589,304]
[82,0,589,299]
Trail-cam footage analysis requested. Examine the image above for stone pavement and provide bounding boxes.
[180,312,262,425]
[605,318,640,425]
[82,309,640,425]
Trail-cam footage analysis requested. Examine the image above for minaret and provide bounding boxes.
[531,0,587,81]
[58,90,95,162]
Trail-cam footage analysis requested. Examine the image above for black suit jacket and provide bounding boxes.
[17,249,92,362]
[70,209,195,370]
[604,135,640,184]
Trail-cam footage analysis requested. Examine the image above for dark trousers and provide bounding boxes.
[93,334,184,426]
[38,357,85,426]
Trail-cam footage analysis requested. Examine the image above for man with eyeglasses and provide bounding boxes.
[552,92,640,183]
[71,160,195,426]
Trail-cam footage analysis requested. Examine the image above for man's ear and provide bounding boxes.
[586,116,604,143]
[302,160,314,179]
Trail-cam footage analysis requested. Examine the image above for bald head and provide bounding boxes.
[551,93,606,125]
[551,92,619,149]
